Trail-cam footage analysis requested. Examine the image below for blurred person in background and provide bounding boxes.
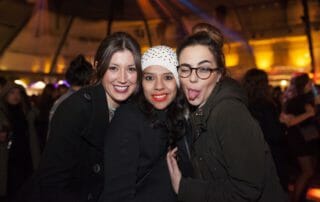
[56,84,69,98]
[280,73,319,202]
[0,83,33,202]
[34,83,57,152]
[242,68,290,192]
[0,76,8,93]
[272,86,284,113]
[49,54,93,122]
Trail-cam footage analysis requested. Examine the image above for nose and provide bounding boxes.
[189,69,198,83]
[118,68,127,83]
[154,78,164,90]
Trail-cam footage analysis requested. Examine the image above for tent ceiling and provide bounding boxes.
[0,0,319,78]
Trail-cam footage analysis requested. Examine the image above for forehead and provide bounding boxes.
[110,49,134,63]
[179,45,215,64]
[143,65,171,74]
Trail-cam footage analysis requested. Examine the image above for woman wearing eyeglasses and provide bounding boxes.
[166,29,287,201]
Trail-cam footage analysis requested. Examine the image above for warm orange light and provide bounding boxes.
[289,49,311,67]
[225,53,239,67]
[56,57,66,74]
[0,65,8,70]
[137,0,160,19]
[141,46,150,53]
[254,50,273,71]
[307,188,320,201]
[31,59,41,72]
[44,58,51,73]
[250,36,307,46]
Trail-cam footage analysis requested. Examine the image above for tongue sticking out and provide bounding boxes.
[188,89,200,101]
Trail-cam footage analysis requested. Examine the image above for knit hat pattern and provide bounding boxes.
[141,45,179,87]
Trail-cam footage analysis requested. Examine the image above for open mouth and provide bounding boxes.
[114,85,129,93]
[187,88,201,101]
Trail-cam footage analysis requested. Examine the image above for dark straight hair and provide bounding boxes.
[94,32,142,88]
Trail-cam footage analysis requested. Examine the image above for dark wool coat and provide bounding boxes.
[17,84,109,202]
[100,102,192,202]
[178,78,288,202]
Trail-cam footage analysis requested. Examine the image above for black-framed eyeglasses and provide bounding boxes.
[177,64,219,80]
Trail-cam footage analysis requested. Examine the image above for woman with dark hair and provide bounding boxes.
[20,32,142,202]
[100,46,191,202]
[280,73,319,202]
[242,68,289,192]
[0,83,33,201]
[166,30,286,201]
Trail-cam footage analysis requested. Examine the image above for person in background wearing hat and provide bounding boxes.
[99,46,192,202]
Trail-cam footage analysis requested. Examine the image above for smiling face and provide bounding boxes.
[179,45,221,107]
[102,49,138,108]
[142,65,177,110]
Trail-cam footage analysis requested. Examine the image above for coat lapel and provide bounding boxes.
[80,84,109,151]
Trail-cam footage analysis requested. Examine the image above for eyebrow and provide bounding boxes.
[143,72,173,75]
[180,60,212,66]
[198,60,212,65]
[109,63,136,67]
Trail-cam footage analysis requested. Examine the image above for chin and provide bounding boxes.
[188,100,201,107]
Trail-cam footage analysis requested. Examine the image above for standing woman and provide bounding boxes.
[0,83,33,201]
[100,46,191,202]
[22,32,142,202]
[166,30,287,201]
[280,73,319,202]
[242,68,289,192]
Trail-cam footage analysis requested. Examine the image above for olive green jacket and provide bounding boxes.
[178,78,287,202]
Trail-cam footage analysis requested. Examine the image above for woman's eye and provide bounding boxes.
[108,66,118,71]
[128,67,137,72]
[144,75,154,81]
[179,66,190,73]
[164,75,174,80]
[198,67,212,73]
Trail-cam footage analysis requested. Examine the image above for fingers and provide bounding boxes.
[167,150,174,174]
[166,147,182,194]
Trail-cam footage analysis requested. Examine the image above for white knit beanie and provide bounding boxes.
[141,45,179,87]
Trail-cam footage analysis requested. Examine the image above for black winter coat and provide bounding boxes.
[17,84,109,202]
[178,78,287,202]
[100,102,192,202]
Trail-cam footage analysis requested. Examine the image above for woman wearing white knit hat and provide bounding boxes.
[100,45,192,202]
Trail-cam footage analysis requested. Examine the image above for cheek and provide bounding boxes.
[203,77,218,96]
[128,72,138,83]
[170,84,177,95]
[102,72,112,83]
[142,82,152,95]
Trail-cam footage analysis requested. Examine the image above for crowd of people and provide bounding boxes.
[0,23,319,202]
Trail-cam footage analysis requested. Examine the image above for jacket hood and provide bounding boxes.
[204,77,248,111]
[191,77,248,131]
